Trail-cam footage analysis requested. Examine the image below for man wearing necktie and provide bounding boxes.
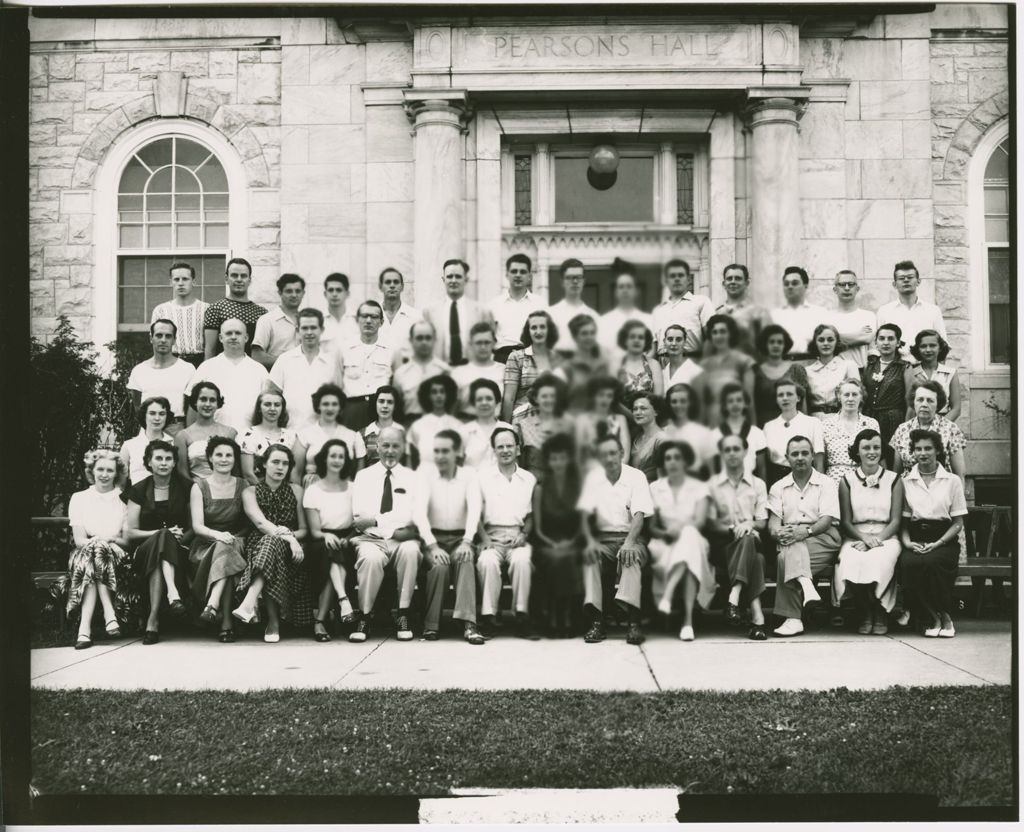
[348,426,422,642]
[423,259,494,368]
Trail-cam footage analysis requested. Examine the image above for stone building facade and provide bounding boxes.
[27,5,1012,494]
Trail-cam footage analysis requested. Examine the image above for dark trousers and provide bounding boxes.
[342,395,373,431]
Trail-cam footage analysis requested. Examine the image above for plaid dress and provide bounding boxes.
[237,483,313,627]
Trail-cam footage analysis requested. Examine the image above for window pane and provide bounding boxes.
[147,262,170,286]
[514,154,532,225]
[121,257,146,283]
[176,192,201,223]
[176,224,201,247]
[175,138,211,169]
[119,159,149,193]
[204,224,229,247]
[137,138,173,168]
[119,225,144,247]
[554,155,654,222]
[988,248,1010,364]
[676,153,694,225]
[197,161,228,191]
[985,218,1008,241]
[175,167,201,194]
[148,167,173,192]
[146,192,172,223]
[984,186,1007,214]
[118,285,146,324]
[148,224,172,247]
[984,141,1009,181]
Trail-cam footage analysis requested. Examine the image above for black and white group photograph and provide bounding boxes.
[0,0,1017,827]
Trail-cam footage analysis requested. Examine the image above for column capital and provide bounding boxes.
[402,89,471,132]
[742,86,812,128]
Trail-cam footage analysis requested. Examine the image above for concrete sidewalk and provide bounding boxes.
[31,620,1011,692]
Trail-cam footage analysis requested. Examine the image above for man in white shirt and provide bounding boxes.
[652,258,714,358]
[715,263,768,358]
[876,260,948,358]
[768,266,827,359]
[349,426,421,642]
[422,258,494,366]
[489,253,545,363]
[578,433,654,646]
[829,270,876,368]
[413,430,485,645]
[451,323,505,417]
[476,427,538,639]
[338,300,395,430]
[392,320,450,421]
[127,319,196,435]
[320,272,360,354]
[150,261,209,367]
[377,267,423,357]
[268,308,338,429]
[186,318,269,433]
[252,273,305,369]
[548,258,598,355]
[762,378,826,484]
[767,436,843,637]
[598,259,653,357]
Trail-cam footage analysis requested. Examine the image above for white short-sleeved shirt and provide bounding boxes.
[478,465,536,527]
[268,347,338,429]
[68,486,126,539]
[548,298,598,352]
[338,341,394,398]
[126,359,196,419]
[378,303,423,356]
[302,480,354,531]
[187,353,270,434]
[321,312,360,353]
[408,414,464,465]
[122,429,173,484]
[664,421,719,471]
[711,424,767,476]
[489,291,545,350]
[252,307,300,362]
[769,303,828,355]
[599,308,654,356]
[710,471,769,526]
[461,419,512,470]
[767,469,840,525]
[876,298,947,358]
[392,357,450,416]
[413,466,482,545]
[451,362,506,416]
[652,293,715,354]
[804,357,860,410]
[578,464,654,534]
[829,307,876,368]
[763,412,826,467]
[901,465,968,521]
[298,422,367,468]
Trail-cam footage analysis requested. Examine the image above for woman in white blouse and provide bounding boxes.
[461,379,512,470]
[908,329,961,423]
[664,382,718,478]
[899,429,967,638]
[303,439,358,642]
[239,391,298,485]
[408,375,464,469]
[119,396,173,486]
[648,441,716,642]
[711,382,767,482]
[805,323,859,417]
[836,428,904,635]
[65,450,130,649]
[293,383,367,486]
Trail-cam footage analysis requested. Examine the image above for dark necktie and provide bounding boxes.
[380,469,393,513]
[449,301,463,365]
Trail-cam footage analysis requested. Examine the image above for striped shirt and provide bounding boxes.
[152,299,209,355]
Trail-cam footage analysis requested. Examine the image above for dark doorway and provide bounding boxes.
[547,263,663,314]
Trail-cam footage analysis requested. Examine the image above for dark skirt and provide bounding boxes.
[135,528,190,598]
[534,537,584,600]
[306,528,357,589]
[899,518,959,617]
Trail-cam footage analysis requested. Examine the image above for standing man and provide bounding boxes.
[769,266,827,360]
[202,257,267,358]
[376,268,422,357]
[598,259,653,357]
[876,260,948,358]
[476,427,538,639]
[422,259,494,366]
[490,253,545,363]
[349,426,422,643]
[577,433,653,646]
[451,323,505,417]
[392,321,450,422]
[652,258,714,358]
[151,261,209,368]
[320,272,360,354]
[413,429,485,645]
[829,270,876,368]
[337,301,394,430]
[715,263,768,357]
[251,273,305,369]
[126,319,196,435]
[767,436,843,637]
[187,318,269,433]
[548,258,598,355]
[268,308,337,429]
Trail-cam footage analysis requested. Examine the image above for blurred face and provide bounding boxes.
[375,391,395,422]
[833,273,859,305]
[662,446,686,477]
[917,335,941,365]
[527,315,548,346]
[429,383,448,412]
[724,390,746,418]
[913,388,938,422]
[598,438,623,473]
[443,263,468,299]
[709,322,731,350]
[786,439,813,472]
[149,448,175,479]
[324,280,348,309]
[92,458,118,490]
[377,430,403,468]
[210,444,235,474]
[857,435,882,470]
[411,324,435,358]
[562,266,585,298]
[380,271,403,302]
[665,264,691,296]
[326,443,348,475]
[875,328,899,357]
[358,304,383,336]
[279,280,305,311]
[548,450,570,476]
[151,323,176,356]
[838,383,862,413]
[722,267,748,299]
[260,394,283,425]
[631,396,654,426]
[663,328,685,357]
[625,326,647,355]
[219,319,247,353]
[765,332,786,359]
[298,315,323,348]
[318,394,341,423]
[473,387,497,419]
[593,388,614,414]
[170,267,194,297]
[720,437,746,469]
[893,268,920,296]
[614,274,637,307]
[226,262,251,297]
[814,328,838,359]
[432,437,457,472]
[195,388,219,419]
[574,322,597,351]
[507,260,531,291]
[470,330,494,362]
[492,432,518,467]
[782,273,806,304]
[535,385,557,415]
[776,383,799,412]
[144,401,168,432]
[912,438,938,469]
[669,390,690,422]
[264,449,291,483]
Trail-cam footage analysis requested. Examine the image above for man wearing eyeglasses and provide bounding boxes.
[828,270,876,368]
[337,300,395,430]
[548,258,597,355]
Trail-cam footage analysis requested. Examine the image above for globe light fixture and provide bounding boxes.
[587,143,619,190]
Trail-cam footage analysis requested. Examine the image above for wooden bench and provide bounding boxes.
[961,505,1014,617]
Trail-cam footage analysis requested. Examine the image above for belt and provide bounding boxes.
[347,394,374,402]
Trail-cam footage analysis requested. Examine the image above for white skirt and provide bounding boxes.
[649,526,716,611]
[833,521,900,611]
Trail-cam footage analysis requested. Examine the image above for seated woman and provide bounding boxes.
[574,376,630,469]
[861,323,914,468]
[124,439,193,645]
[293,383,368,486]
[303,439,358,643]
[700,314,756,427]
[175,382,238,482]
[835,429,904,635]
[239,391,298,486]
[233,444,312,642]
[531,433,583,637]
[909,329,962,423]
[188,436,250,643]
[648,441,715,641]
[502,310,562,423]
[898,429,967,638]
[119,396,173,486]
[514,373,573,481]
[804,323,859,417]
[407,374,464,469]
[890,380,966,481]
[628,391,667,483]
[461,378,513,470]
[616,319,664,400]
[707,434,769,640]
[661,324,705,391]
[711,382,767,483]
[753,324,810,427]
[663,382,718,478]
[821,379,880,484]
[65,450,131,649]
[362,384,404,466]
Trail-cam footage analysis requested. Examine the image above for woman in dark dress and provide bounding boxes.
[752,324,810,427]
[861,323,915,467]
[124,439,193,644]
[531,433,583,637]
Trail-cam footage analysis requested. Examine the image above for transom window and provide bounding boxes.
[982,138,1010,365]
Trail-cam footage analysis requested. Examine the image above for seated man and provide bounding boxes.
[349,425,422,642]
[578,433,654,645]
[413,429,485,645]
[767,435,843,637]
[476,427,538,640]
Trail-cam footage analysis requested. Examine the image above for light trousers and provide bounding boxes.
[353,536,421,614]
[423,530,477,630]
[477,525,532,616]
[582,533,648,613]
[774,526,841,619]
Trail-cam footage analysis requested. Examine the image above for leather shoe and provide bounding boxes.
[584,621,605,643]
[725,603,742,626]
[626,623,645,645]
[169,599,187,617]
[143,630,160,645]
[463,623,485,645]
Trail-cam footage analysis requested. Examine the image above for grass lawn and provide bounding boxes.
[32,686,1013,805]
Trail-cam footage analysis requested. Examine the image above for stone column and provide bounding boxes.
[404,89,469,308]
[743,88,809,308]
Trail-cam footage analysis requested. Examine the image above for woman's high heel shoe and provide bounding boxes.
[314,619,331,643]
[104,618,121,637]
